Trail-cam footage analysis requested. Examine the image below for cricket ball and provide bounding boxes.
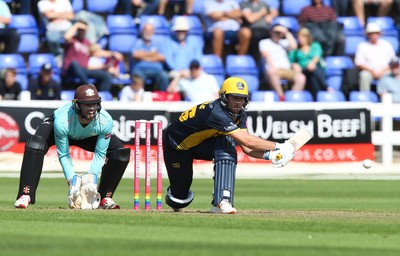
[362,159,372,169]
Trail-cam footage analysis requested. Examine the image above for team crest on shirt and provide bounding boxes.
[105,133,111,139]
[85,88,95,96]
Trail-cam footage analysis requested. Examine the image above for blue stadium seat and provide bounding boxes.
[239,74,260,93]
[8,14,39,53]
[71,0,84,13]
[325,76,343,91]
[225,55,258,76]
[28,54,59,76]
[0,54,27,73]
[349,91,379,102]
[344,35,366,56]
[107,15,138,35]
[316,91,346,102]
[60,90,75,101]
[271,16,299,32]
[0,54,28,90]
[337,16,364,35]
[285,90,314,102]
[251,90,279,102]
[201,54,225,76]
[325,56,354,76]
[139,15,170,36]
[192,0,204,15]
[109,34,137,54]
[87,0,118,13]
[99,91,114,101]
[281,0,310,16]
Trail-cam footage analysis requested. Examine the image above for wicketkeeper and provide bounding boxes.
[163,77,295,214]
[14,84,130,209]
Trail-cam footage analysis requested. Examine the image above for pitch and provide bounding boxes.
[1,178,400,256]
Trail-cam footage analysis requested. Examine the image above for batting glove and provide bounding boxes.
[264,141,295,168]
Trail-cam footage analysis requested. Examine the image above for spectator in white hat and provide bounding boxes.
[354,22,396,91]
[165,17,203,83]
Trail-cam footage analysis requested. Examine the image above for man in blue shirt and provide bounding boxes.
[14,84,131,209]
[130,22,169,91]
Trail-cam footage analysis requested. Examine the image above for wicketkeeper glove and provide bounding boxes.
[263,141,295,168]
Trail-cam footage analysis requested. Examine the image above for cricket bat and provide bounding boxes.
[287,128,313,151]
[275,128,313,161]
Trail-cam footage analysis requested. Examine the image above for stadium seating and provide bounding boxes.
[98,91,114,101]
[86,0,118,13]
[8,14,39,53]
[60,90,75,101]
[201,54,225,77]
[316,91,346,102]
[281,0,310,16]
[28,53,59,76]
[0,53,28,90]
[251,90,279,102]
[366,16,397,36]
[271,16,299,33]
[324,56,354,90]
[71,0,84,13]
[349,91,379,102]
[337,16,366,56]
[225,55,258,76]
[139,15,170,36]
[284,90,314,102]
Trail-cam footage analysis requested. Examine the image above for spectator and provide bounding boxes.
[259,24,306,101]
[37,0,74,64]
[0,0,21,54]
[354,22,396,91]
[88,44,121,79]
[166,17,203,81]
[289,27,330,100]
[203,0,243,58]
[28,63,61,100]
[119,75,147,102]
[130,22,169,91]
[377,57,400,103]
[167,59,220,103]
[158,0,194,15]
[239,0,278,60]
[0,68,21,100]
[298,0,345,57]
[352,0,393,27]
[62,20,123,92]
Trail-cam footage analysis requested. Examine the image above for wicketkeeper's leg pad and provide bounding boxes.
[17,134,49,204]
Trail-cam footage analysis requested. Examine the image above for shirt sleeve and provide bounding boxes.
[88,115,113,175]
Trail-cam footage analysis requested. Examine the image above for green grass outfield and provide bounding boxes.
[1,177,400,256]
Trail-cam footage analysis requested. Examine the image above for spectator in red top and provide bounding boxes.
[62,20,123,91]
[298,0,345,56]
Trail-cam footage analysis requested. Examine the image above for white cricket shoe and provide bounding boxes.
[14,195,31,209]
[99,197,120,209]
[210,199,237,214]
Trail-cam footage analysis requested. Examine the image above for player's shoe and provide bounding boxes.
[14,195,31,209]
[210,199,237,214]
[99,197,120,209]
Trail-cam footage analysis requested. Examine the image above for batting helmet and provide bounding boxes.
[219,77,249,113]
[73,84,101,115]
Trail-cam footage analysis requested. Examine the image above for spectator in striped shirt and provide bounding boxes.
[298,0,345,56]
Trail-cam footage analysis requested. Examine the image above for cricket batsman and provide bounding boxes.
[14,84,131,209]
[163,77,295,214]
